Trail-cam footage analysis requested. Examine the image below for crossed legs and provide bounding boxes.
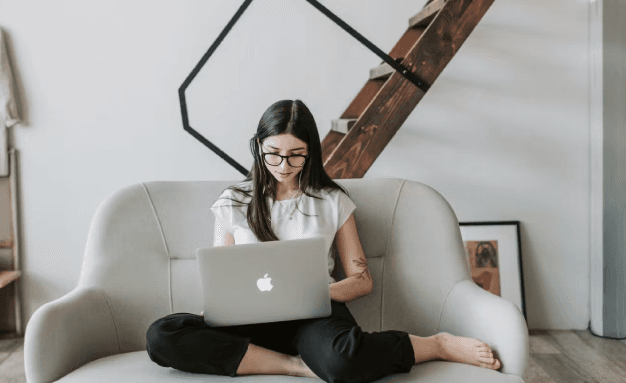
[147,305,501,383]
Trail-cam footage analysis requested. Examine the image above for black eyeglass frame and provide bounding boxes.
[260,150,309,168]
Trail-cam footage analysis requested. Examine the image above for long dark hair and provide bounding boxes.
[214,99,350,242]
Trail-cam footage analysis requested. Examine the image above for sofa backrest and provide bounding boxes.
[77,178,472,352]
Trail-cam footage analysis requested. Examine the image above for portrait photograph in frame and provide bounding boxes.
[458,221,527,321]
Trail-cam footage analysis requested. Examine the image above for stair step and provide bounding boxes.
[409,0,446,28]
[370,57,404,81]
[331,119,357,134]
[369,62,394,81]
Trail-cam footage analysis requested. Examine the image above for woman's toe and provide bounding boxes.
[479,357,495,364]
[492,359,502,370]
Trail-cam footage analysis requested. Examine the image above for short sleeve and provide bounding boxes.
[210,192,235,234]
[336,190,357,231]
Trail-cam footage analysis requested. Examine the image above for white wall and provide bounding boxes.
[0,0,591,331]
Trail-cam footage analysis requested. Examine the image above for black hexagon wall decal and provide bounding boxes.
[178,0,428,176]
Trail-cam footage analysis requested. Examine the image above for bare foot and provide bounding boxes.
[290,355,321,379]
[437,332,502,370]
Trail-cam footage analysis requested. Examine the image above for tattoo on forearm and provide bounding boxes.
[352,257,372,281]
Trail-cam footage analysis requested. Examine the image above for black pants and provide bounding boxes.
[146,300,415,383]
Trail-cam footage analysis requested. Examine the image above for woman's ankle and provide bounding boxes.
[287,355,308,377]
[409,334,443,364]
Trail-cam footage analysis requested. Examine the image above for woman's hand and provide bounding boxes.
[329,275,372,303]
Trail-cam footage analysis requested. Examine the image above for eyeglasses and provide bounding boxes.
[261,150,308,167]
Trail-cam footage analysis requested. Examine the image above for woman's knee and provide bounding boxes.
[316,327,366,382]
[145,313,203,366]
[146,317,173,365]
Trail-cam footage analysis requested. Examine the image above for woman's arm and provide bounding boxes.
[213,221,235,247]
[329,214,373,303]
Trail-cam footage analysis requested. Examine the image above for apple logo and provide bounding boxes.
[257,274,273,291]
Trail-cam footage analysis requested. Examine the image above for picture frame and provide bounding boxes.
[458,220,527,321]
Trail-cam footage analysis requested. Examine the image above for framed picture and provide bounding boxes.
[458,221,527,320]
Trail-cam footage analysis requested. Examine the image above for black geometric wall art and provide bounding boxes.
[178,0,429,176]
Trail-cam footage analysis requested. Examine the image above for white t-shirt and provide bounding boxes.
[210,180,357,283]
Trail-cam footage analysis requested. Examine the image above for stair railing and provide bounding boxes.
[178,0,430,176]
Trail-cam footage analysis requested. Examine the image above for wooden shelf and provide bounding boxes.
[0,270,20,289]
[0,149,21,335]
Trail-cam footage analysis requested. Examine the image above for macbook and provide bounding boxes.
[196,236,332,327]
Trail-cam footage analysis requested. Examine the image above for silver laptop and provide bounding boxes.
[196,236,332,327]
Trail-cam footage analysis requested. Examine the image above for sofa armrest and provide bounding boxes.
[438,280,529,380]
[24,287,121,383]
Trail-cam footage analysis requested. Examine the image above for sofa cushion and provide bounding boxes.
[55,351,522,383]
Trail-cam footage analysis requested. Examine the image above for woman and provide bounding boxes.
[146,99,502,382]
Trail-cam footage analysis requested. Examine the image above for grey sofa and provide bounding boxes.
[24,178,529,383]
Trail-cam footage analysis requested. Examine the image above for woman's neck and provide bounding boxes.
[275,183,302,200]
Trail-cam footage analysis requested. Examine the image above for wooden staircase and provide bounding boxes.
[321,0,495,178]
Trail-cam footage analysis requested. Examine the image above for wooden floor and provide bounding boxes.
[1,329,626,382]
[0,331,24,383]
